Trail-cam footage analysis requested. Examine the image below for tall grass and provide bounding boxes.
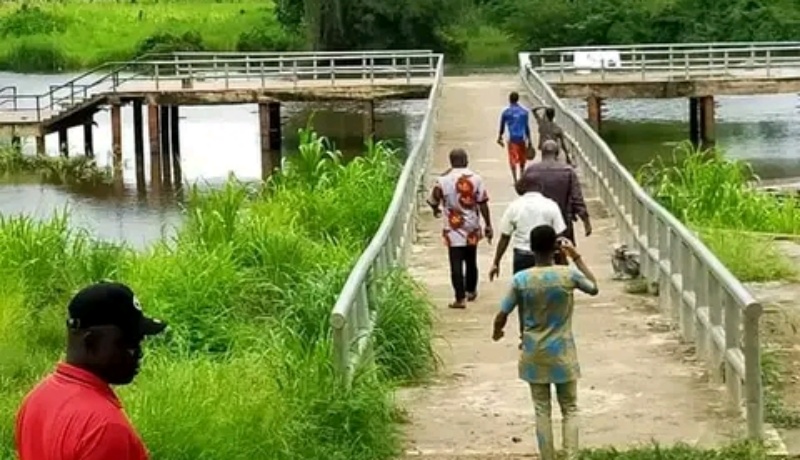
[637,142,799,281]
[0,128,436,459]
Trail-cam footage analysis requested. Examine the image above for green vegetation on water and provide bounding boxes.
[0,147,112,187]
[638,142,799,282]
[1,0,798,72]
[0,128,436,459]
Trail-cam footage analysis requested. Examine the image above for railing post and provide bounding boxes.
[405,57,411,84]
[743,302,764,440]
[766,50,772,77]
[154,64,160,90]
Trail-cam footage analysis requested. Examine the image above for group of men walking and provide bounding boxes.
[426,91,599,460]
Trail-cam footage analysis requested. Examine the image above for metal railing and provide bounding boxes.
[517,52,763,439]
[532,42,800,81]
[0,51,438,123]
[329,53,444,384]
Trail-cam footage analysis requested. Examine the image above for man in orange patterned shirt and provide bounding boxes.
[426,148,493,309]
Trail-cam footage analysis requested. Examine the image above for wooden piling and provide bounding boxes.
[363,99,376,142]
[148,104,162,187]
[587,96,602,132]
[258,101,282,181]
[83,120,94,158]
[159,105,172,186]
[132,100,146,190]
[110,103,122,181]
[170,106,182,187]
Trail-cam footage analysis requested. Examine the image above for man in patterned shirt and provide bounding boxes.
[427,148,493,309]
[492,225,598,460]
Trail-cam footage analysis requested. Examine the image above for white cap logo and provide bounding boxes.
[133,295,143,312]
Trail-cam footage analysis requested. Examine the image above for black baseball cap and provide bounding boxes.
[66,282,167,338]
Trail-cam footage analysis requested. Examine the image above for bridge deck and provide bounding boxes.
[400,76,742,458]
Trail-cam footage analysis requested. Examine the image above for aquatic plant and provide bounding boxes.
[0,127,435,459]
[0,147,112,186]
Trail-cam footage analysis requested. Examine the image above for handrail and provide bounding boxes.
[533,42,800,82]
[540,41,800,53]
[329,53,444,384]
[517,52,764,439]
[0,51,439,123]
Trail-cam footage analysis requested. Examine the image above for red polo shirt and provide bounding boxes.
[15,363,149,460]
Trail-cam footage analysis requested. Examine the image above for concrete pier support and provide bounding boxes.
[132,100,146,190]
[170,106,182,187]
[148,104,162,188]
[363,100,376,142]
[35,135,45,156]
[83,120,94,158]
[689,97,700,148]
[159,105,172,187]
[58,127,68,157]
[259,101,282,181]
[10,135,20,154]
[587,96,602,132]
[699,95,715,149]
[110,103,122,182]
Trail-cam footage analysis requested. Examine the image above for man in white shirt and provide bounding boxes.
[489,175,566,336]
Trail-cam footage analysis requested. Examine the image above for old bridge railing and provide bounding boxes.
[518,52,764,439]
[330,53,444,384]
[0,50,438,123]
[532,42,800,81]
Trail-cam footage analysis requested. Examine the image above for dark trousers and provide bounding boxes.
[448,245,478,302]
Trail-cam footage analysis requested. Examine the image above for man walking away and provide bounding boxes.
[532,105,573,165]
[489,175,565,338]
[497,92,532,185]
[16,282,167,460]
[427,148,493,309]
[524,139,592,265]
[492,225,599,460]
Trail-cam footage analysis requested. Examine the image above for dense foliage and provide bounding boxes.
[0,129,436,459]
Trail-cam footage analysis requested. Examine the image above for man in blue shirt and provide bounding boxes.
[496,91,532,185]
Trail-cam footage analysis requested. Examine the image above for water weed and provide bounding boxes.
[637,142,800,281]
[0,128,435,459]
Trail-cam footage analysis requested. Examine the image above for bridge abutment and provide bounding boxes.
[587,95,603,132]
[689,96,716,150]
[259,100,282,181]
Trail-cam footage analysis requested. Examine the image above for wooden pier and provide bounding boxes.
[524,43,800,149]
[0,51,439,189]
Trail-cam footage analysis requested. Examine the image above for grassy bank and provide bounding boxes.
[637,142,799,282]
[0,1,288,72]
[0,128,436,459]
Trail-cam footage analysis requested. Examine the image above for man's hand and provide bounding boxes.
[496,136,504,147]
[492,328,504,341]
[485,226,494,244]
[557,237,580,260]
[430,206,441,218]
[583,220,592,237]
[489,264,500,281]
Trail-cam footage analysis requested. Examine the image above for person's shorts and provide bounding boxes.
[507,141,527,166]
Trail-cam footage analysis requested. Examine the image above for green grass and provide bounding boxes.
[637,142,800,282]
[577,441,766,459]
[0,127,437,459]
[0,147,112,186]
[0,1,288,72]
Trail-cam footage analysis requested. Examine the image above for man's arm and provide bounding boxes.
[475,178,493,240]
[493,280,519,341]
[531,106,546,122]
[489,206,515,280]
[79,422,147,460]
[497,109,507,142]
[556,130,573,164]
[568,169,591,236]
[523,110,532,145]
[549,201,567,235]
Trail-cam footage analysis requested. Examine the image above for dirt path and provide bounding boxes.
[398,75,743,458]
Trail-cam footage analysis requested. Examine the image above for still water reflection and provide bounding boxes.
[0,72,427,248]
[565,92,800,179]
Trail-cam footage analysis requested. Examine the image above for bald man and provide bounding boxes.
[523,140,591,264]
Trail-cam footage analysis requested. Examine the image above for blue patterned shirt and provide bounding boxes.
[500,265,598,384]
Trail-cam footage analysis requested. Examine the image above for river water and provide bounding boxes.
[2,73,799,247]
[0,72,428,248]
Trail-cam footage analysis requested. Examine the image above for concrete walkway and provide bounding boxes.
[399,76,742,459]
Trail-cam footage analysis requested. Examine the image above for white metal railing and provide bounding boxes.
[329,53,444,383]
[517,52,764,439]
[0,51,438,122]
[532,42,800,81]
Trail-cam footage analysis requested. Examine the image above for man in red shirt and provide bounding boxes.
[15,282,167,460]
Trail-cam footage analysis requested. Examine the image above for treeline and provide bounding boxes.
[275,0,800,64]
